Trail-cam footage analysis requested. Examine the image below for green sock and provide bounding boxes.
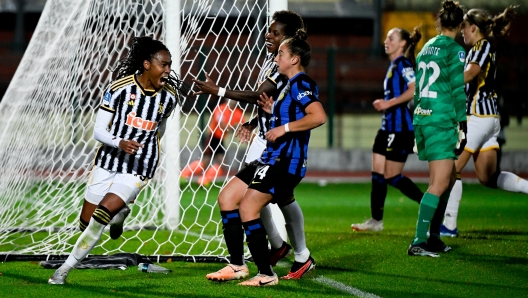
[413,192,440,245]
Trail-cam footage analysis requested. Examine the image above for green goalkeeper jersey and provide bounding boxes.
[413,35,466,128]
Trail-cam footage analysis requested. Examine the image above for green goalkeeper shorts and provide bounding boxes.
[414,125,458,161]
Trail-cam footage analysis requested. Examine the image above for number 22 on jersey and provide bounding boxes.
[417,61,440,99]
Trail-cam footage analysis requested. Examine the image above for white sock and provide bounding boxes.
[109,206,127,225]
[443,179,462,230]
[64,217,106,268]
[260,204,284,249]
[497,171,528,194]
[281,201,309,263]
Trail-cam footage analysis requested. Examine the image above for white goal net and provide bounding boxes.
[0,0,281,261]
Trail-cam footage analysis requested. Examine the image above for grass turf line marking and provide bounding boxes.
[315,276,382,298]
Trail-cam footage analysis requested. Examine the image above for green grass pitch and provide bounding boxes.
[0,182,527,297]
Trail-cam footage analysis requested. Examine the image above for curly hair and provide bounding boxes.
[272,10,305,38]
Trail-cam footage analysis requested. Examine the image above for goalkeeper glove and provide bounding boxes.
[454,121,467,155]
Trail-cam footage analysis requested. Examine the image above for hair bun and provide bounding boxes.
[442,0,457,11]
[294,29,308,41]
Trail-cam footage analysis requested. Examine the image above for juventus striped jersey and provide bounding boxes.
[465,39,498,117]
[261,72,320,177]
[381,55,415,132]
[255,53,289,139]
[95,74,177,178]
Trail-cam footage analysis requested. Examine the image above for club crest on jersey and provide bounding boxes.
[130,94,136,100]
[458,51,466,62]
[158,103,164,114]
[103,92,111,105]
[126,111,157,131]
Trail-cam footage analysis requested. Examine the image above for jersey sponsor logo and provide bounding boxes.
[126,111,157,131]
[103,92,111,105]
[458,51,466,62]
[297,90,313,101]
[414,107,433,116]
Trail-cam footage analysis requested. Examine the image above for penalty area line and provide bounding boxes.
[314,276,382,298]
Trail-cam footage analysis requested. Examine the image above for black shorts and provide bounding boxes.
[247,163,302,205]
[372,129,414,162]
[204,135,225,156]
[235,161,258,185]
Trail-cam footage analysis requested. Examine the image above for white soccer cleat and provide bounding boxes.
[351,218,383,232]
[48,268,70,285]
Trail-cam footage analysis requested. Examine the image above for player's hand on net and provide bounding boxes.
[257,92,273,114]
[192,72,218,96]
[454,121,467,155]
[119,139,143,155]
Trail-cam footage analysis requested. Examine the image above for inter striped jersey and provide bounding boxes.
[465,39,498,117]
[413,35,466,128]
[95,74,177,178]
[261,72,320,177]
[381,55,415,132]
[255,53,289,139]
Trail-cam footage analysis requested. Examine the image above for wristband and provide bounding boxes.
[284,123,290,133]
[111,137,122,148]
[217,87,226,97]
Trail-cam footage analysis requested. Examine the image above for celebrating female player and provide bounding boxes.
[49,37,189,284]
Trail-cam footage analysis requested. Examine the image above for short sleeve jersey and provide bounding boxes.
[255,53,289,139]
[261,72,320,177]
[381,55,415,132]
[95,74,177,178]
[413,35,466,128]
[209,103,245,140]
[465,39,498,117]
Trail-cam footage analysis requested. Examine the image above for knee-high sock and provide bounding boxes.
[413,192,440,245]
[260,204,284,250]
[497,171,528,194]
[280,200,310,263]
[220,209,245,266]
[371,172,387,221]
[430,191,449,237]
[65,205,112,268]
[443,178,462,230]
[243,218,274,276]
[386,174,423,203]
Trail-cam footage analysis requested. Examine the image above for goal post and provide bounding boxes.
[0,0,288,262]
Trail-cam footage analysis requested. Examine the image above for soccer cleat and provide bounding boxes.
[281,256,316,280]
[238,273,278,287]
[109,206,131,240]
[407,242,440,257]
[269,242,292,266]
[206,264,249,281]
[440,224,459,237]
[427,237,453,253]
[351,218,383,232]
[48,268,70,285]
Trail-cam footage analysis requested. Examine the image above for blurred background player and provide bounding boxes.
[195,10,314,281]
[180,98,244,186]
[441,5,526,237]
[237,29,325,286]
[48,36,189,284]
[351,26,424,232]
[408,0,466,257]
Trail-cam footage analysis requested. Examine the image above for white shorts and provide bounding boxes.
[465,115,500,153]
[85,166,149,205]
[244,135,267,164]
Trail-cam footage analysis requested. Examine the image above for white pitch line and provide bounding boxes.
[314,276,382,298]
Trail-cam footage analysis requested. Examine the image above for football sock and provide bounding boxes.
[280,200,310,263]
[260,204,284,249]
[109,206,127,225]
[413,192,439,245]
[443,177,462,230]
[65,205,111,268]
[79,217,89,232]
[496,171,528,194]
[386,174,423,203]
[243,218,274,276]
[220,209,245,266]
[430,191,449,237]
[370,172,387,221]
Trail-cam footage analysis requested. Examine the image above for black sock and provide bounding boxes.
[386,174,423,203]
[220,210,244,266]
[371,172,387,221]
[243,218,273,276]
[430,196,448,237]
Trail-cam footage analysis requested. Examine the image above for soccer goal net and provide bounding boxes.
[0,0,284,262]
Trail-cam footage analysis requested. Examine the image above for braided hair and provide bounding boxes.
[114,36,190,106]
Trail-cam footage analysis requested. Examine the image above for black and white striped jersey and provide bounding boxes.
[95,74,177,178]
[255,53,289,139]
[465,39,498,117]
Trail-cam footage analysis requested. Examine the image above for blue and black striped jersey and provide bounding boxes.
[261,72,319,177]
[381,55,415,132]
[95,74,177,178]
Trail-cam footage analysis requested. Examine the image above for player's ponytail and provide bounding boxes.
[282,28,311,67]
[436,0,464,32]
[399,27,422,68]
[464,5,517,40]
[491,5,518,39]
